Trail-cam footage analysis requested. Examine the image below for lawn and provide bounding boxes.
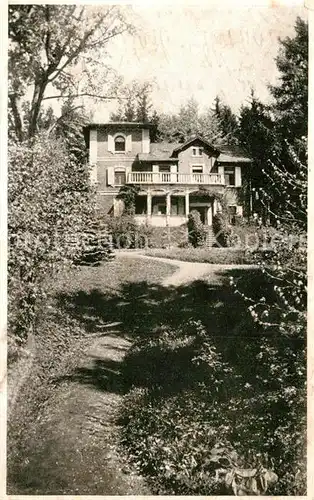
[141,246,254,264]
[8,256,177,495]
[8,255,306,496]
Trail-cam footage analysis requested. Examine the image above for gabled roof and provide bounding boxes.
[171,136,220,156]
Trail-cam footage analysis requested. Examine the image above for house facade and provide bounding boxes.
[84,122,251,227]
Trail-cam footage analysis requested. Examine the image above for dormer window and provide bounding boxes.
[192,147,203,156]
[114,135,125,152]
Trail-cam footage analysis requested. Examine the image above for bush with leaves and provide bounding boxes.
[230,140,307,494]
[106,214,152,249]
[8,133,96,347]
[120,319,284,495]
[187,210,206,247]
[212,212,232,247]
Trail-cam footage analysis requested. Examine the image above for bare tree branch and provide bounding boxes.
[42,93,126,101]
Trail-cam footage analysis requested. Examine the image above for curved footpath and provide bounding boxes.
[118,250,257,286]
[9,253,255,495]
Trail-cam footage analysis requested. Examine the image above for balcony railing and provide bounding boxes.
[127,172,224,185]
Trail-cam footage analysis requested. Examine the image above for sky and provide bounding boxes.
[92,2,307,120]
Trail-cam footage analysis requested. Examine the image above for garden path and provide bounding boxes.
[118,250,256,286]
[9,254,254,495]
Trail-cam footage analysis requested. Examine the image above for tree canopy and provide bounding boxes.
[8,5,132,141]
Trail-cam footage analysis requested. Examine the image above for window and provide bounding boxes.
[192,166,203,173]
[192,165,204,183]
[114,170,126,185]
[135,197,147,215]
[152,196,166,215]
[114,135,125,152]
[224,166,235,186]
[159,165,171,172]
[228,205,237,224]
[192,147,203,156]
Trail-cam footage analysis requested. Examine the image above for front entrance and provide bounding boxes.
[189,204,212,225]
[192,206,206,224]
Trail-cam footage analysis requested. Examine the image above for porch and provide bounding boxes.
[132,191,220,227]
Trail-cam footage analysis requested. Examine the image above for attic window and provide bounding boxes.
[114,135,125,152]
[192,147,203,156]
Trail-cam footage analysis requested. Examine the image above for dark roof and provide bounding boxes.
[138,142,181,162]
[216,144,251,163]
[171,136,220,156]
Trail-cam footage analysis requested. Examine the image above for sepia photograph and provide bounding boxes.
[7,1,308,496]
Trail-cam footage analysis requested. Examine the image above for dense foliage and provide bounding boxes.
[8,134,98,345]
[121,297,304,494]
[105,215,152,249]
[187,210,206,247]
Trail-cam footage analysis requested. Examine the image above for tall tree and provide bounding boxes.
[213,96,239,145]
[8,5,131,141]
[238,16,309,218]
[237,90,276,216]
[269,16,308,143]
[110,80,155,123]
[136,82,153,122]
[157,98,226,144]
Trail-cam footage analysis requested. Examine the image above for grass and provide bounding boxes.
[8,256,176,495]
[141,246,254,264]
[8,255,305,495]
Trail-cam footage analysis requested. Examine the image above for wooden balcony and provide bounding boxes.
[127,172,224,185]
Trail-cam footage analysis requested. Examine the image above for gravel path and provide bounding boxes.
[118,250,257,286]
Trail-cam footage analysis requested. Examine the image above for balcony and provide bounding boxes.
[127,172,224,185]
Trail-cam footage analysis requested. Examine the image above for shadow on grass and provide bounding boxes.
[55,267,279,394]
[57,357,127,394]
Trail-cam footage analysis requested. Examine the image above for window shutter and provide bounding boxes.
[107,166,115,186]
[126,133,132,152]
[108,133,114,153]
[235,166,241,187]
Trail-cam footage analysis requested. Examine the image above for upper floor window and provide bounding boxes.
[192,165,203,173]
[114,135,125,152]
[224,166,235,186]
[192,147,203,156]
[159,165,171,173]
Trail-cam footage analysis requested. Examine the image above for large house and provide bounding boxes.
[83,122,251,228]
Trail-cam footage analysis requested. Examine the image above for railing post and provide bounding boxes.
[185,190,190,218]
[147,191,152,218]
[166,192,171,225]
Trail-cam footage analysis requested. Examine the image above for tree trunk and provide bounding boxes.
[28,78,48,139]
[9,94,23,142]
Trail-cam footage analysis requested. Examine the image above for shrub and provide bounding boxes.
[106,214,152,249]
[121,292,305,494]
[8,134,95,347]
[73,220,114,265]
[212,211,232,247]
[187,210,206,247]
[120,318,285,495]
